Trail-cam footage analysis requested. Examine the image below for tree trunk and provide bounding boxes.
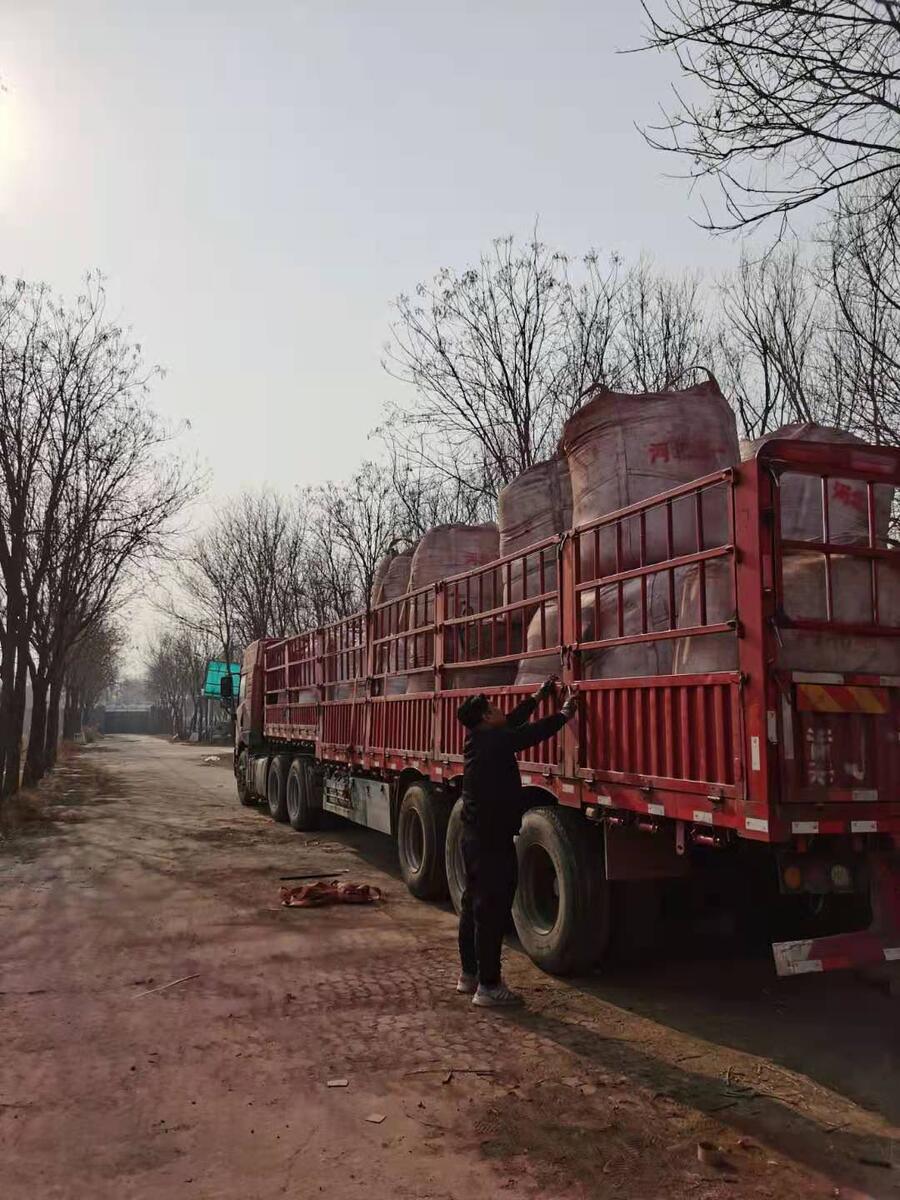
[0,563,27,797]
[2,644,31,797]
[63,688,78,740]
[23,673,49,788]
[44,671,64,770]
[0,626,19,797]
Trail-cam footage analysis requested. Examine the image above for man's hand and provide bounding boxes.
[559,684,579,721]
[533,675,559,703]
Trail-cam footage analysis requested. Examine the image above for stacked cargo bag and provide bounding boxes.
[670,556,739,673]
[371,549,415,695]
[379,550,414,602]
[329,677,359,703]
[673,550,900,676]
[674,424,899,675]
[405,523,516,693]
[758,423,898,673]
[744,423,892,545]
[498,456,572,685]
[514,585,678,685]
[370,556,393,608]
[777,552,900,673]
[544,378,739,680]
[498,456,572,603]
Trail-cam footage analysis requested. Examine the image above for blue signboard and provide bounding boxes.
[202,660,241,698]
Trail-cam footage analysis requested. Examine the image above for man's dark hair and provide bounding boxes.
[457,694,489,730]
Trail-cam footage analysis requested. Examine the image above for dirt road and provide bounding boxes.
[1,737,898,1199]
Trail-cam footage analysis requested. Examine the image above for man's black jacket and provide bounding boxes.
[460,696,567,849]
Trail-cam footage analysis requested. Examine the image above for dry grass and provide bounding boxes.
[0,741,117,845]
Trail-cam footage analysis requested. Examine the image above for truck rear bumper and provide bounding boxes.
[773,853,900,976]
[773,931,900,975]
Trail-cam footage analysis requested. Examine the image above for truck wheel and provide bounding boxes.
[266,755,290,823]
[445,798,466,915]
[287,757,321,832]
[397,782,450,901]
[236,749,255,806]
[513,806,609,976]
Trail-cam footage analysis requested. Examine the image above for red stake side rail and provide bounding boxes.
[256,441,900,846]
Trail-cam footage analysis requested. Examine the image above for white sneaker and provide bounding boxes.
[456,972,477,994]
[472,982,523,1008]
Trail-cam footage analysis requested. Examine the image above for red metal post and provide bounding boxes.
[560,531,579,781]
[433,581,445,762]
[733,458,777,831]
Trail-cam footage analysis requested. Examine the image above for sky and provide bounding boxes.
[0,0,751,513]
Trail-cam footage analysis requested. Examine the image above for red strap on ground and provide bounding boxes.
[279,880,385,907]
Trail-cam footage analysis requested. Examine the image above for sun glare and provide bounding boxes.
[0,92,27,170]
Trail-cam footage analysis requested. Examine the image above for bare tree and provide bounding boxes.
[825,190,900,444]
[144,626,210,739]
[715,248,821,436]
[171,491,308,661]
[300,524,360,626]
[383,237,628,503]
[308,462,413,606]
[0,274,191,798]
[22,388,194,785]
[641,1,900,232]
[617,258,712,392]
[639,1,900,448]
[382,237,716,505]
[62,620,124,739]
[385,448,492,535]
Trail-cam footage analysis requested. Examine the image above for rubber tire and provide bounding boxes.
[397,782,450,901]
[513,806,610,976]
[287,757,321,832]
[266,754,290,823]
[236,748,255,806]
[445,798,466,915]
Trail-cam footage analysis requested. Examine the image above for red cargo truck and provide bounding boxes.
[232,439,900,977]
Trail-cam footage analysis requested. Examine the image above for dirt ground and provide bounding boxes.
[1,737,898,1200]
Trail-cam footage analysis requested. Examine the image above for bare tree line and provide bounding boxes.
[0,274,195,801]
[144,625,216,740]
[640,1,900,444]
[159,466,423,666]
[383,234,900,510]
[380,243,713,506]
[155,227,899,695]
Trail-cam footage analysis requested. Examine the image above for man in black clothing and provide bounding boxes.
[455,677,577,1008]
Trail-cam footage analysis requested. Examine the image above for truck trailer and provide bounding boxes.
[232,438,900,978]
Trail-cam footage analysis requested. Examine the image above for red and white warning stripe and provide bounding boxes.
[773,931,900,976]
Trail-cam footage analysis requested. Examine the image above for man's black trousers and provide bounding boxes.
[458,832,518,987]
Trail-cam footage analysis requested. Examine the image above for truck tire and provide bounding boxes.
[513,806,609,976]
[445,797,466,915]
[266,754,290,823]
[236,749,255,806]
[397,782,450,901]
[286,756,321,832]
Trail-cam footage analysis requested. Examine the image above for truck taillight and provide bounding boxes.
[783,864,802,891]
[830,863,852,890]
[779,854,863,895]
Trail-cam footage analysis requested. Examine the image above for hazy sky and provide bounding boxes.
[0,0,752,511]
